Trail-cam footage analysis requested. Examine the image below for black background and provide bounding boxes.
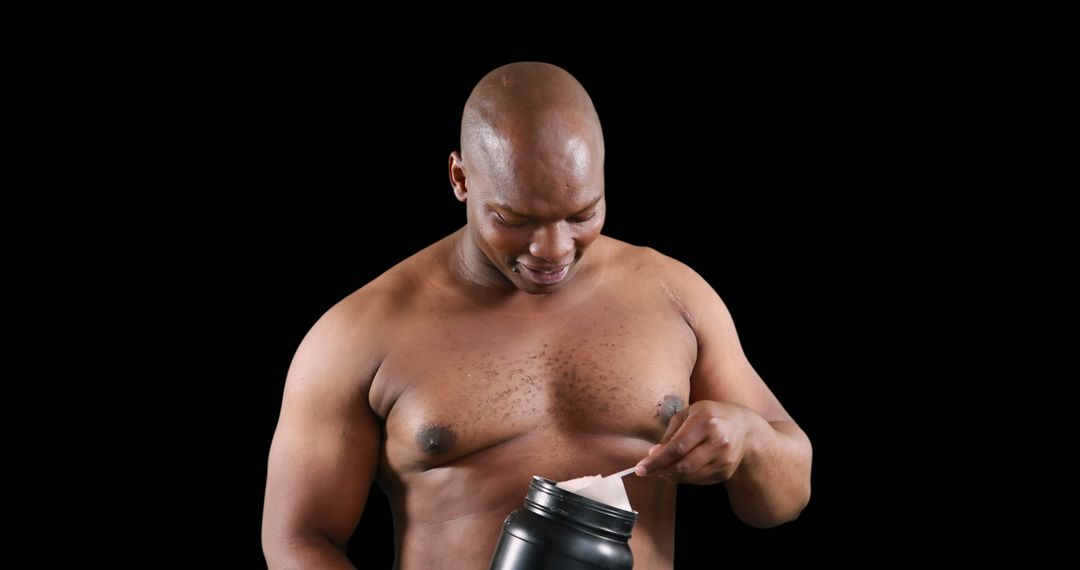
[153,38,942,567]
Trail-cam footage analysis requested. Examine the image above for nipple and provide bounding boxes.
[415,424,457,454]
[657,394,684,427]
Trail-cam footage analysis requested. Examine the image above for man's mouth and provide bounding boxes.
[516,263,570,285]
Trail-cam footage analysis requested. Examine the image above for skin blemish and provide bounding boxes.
[415,424,457,455]
[660,281,695,329]
[656,394,685,427]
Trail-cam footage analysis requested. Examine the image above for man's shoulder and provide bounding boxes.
[600,236,700,281]
[324,239,446,327]
[598,236,717,311]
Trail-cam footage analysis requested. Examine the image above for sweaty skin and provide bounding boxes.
[263,62,812,570]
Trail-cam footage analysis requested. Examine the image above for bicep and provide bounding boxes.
[263,310,382,550]
[685,279,791,424]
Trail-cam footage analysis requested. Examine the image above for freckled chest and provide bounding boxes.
[374,292,696,468]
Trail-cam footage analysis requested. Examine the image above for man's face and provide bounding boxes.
[465,145,606,295]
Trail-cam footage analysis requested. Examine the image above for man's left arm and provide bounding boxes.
[635,264,812,527]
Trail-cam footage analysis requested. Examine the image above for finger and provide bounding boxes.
[634,408,690,476]
[656,443,716,482]
[636,419,708,475]
[660,407,689,444]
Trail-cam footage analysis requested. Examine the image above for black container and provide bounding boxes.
[489,476,637,569]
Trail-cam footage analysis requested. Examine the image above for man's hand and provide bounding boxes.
[634,400,770,485]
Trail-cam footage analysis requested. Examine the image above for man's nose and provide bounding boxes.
[529,222,574,262]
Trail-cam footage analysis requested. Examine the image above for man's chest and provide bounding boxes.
[371,299,697,468]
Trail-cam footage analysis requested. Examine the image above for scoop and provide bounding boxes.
[605,467,638,479]
[556,467,637,512]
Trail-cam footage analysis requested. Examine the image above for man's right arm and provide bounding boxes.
[262,298,386,569]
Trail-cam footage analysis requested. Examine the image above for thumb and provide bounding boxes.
[660,407,689,444]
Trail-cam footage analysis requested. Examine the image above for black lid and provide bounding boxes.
[525,476,637,537]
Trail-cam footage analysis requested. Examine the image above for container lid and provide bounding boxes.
[526,476,637,537]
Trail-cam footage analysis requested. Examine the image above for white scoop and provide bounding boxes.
[556,467,637,512]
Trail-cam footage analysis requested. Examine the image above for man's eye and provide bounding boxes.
[495,213,527,227]
[569,211,597,224]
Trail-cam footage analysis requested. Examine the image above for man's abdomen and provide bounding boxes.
[383,431,677,570]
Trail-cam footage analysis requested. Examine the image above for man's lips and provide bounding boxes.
[521,264,567,273]
[516,263,570,285]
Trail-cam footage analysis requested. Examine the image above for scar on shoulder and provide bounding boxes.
[656,395,684,427]
[416,424,457,454]
[660,281,694,329]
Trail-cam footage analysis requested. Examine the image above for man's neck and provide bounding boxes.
[446,228,604,310]
[450,228,515,293]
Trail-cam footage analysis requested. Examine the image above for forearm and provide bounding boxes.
[265,535,356,570]
[725,419,812,528]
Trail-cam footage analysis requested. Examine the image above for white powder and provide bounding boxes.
[556,473,634,512]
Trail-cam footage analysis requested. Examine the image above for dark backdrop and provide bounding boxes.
[167,42,929,567]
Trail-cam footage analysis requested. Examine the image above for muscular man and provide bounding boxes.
[262,62,812,569]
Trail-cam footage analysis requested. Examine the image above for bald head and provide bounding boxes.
[460,62,604,185]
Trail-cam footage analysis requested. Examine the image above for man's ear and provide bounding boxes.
[449,151,468,203]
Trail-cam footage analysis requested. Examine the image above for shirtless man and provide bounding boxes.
[262,62,812,569]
